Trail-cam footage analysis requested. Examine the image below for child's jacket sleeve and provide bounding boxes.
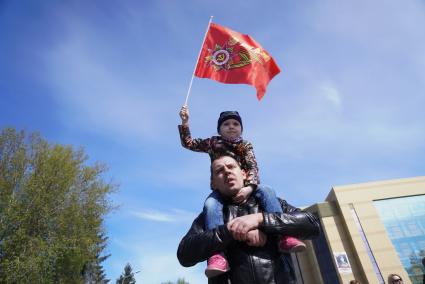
[241,141,260,187]
[178,125,211,153]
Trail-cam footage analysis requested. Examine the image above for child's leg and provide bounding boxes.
[203,190,224,230]
[203,191,229,277]
[254,185,283,213]
[255,185,306,253]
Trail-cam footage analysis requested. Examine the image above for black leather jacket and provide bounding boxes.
[177,197,320,284]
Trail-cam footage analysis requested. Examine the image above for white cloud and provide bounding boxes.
[250,82,424,165]
[130,208,196,223]
[131,210,175,222]
[320,82,342,111]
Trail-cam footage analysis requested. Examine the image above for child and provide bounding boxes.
[178,105,306,278]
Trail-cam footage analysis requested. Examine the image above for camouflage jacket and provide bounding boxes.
[178,124,259,187]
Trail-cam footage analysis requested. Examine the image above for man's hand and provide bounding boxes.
[227,213,264,241]
[179,105,189,126]
[232,185,253,204]
[246,229,267,247]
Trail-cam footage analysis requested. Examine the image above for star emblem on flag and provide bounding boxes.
[206,43,234,71]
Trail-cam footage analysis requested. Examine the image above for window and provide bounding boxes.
[374,195,425,284]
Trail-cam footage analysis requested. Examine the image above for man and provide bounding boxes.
[177,156,320,283]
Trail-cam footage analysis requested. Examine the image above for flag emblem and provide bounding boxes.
[211,48,231,68]
[195,23,280,100]
[206,38,272,72]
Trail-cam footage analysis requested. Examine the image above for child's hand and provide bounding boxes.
[232,185,253,204]
[179,105,189,125]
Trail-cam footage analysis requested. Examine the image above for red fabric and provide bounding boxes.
[195,23,280,100]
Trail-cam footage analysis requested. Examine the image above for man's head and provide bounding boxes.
[211,156,246,198]
[388,274,404,284]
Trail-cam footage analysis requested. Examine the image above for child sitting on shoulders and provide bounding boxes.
[178,105,306,278]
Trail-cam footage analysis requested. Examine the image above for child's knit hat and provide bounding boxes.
[217,111,243,133]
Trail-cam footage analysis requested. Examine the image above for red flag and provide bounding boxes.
[195,23,280,100]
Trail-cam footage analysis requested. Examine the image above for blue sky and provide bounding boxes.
[1,0,425,283]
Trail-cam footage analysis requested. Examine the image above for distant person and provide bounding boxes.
[177,156,320,283]
[178,106,306,277]
[388,273,404,284]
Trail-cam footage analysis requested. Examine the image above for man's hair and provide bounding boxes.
[349,280,360,284]
[388,274,402,283]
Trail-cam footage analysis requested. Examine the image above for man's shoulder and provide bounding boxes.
[277,197,301,213]
[193,212,205,224]
[188,212,206,232]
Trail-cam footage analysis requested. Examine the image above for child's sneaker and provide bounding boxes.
[279,236,306,253]
[205,253,229,278]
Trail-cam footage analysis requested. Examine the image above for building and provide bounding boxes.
[294,176,425,284]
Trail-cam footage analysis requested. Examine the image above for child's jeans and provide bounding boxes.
[204,185,282,230]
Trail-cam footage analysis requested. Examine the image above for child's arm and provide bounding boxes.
[232,142,259,203]
[178,105,211,152]
[243,141,260,187]
[233,185,254,204]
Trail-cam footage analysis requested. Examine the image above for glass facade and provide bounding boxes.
[374,195,425,284]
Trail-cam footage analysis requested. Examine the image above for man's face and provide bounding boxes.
[211,156,246,198]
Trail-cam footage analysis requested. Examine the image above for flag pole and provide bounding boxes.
[184,16,214,106]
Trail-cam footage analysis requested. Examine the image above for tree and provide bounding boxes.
[82,233,111,283]
[0,128,116,283]
[116,263,136,284]
[161,278,189,284]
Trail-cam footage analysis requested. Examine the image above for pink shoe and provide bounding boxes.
[279,236,306,253]
[205,253,229,278]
